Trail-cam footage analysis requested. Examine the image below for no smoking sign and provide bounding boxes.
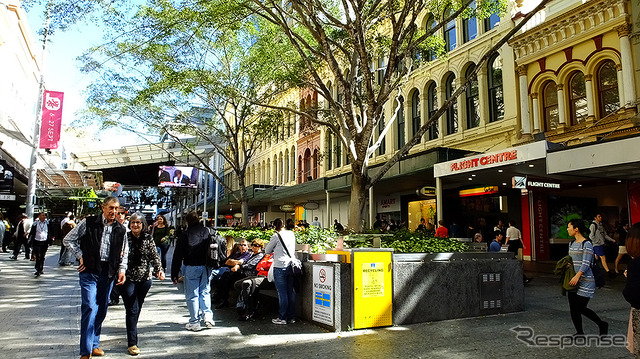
[319,268,326,283]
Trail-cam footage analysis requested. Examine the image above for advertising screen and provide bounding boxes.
[158,166,199,188]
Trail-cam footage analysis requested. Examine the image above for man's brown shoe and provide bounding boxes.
[92,348,105,356]
[80,356,91,359]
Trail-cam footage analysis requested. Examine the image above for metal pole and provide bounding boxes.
[214,150,219,228]
[26,5,50,219]
[203,164,208,217]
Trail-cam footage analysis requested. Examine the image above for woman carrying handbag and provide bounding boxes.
[265,218,297,325]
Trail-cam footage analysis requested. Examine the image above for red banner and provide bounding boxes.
[39,91,64,149]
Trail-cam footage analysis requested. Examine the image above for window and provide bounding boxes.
[326,134,332,170]
[313,149,319,179]
[597,60,620,118]
[445,74,458,134]
[397,97,405,147]
[465,65,480,129]
[411,91,421,143]
[569,71,588,125]
[463,1,477,43]
[488,54,504,122]
[444,7,457,52]
[543,81,559,131]
[484,10,500,31]
[425,15,438,61]
[427,82,438,140]
[378,114,386,156]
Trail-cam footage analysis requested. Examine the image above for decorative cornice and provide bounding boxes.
[516,65,528,76]
[557,84,564,90]
[615,23,632,37]
[531,93,538,99]
[585,74,593,81]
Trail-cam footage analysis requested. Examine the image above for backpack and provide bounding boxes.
[206,228,227,269]
[573,239,606,288]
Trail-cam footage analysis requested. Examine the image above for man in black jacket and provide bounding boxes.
[29,212,53,276]
[172,211,214,331]
[63,197,129,359]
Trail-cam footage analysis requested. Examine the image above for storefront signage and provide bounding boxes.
[533,192,550,261]
[304,202,319,210]
[434,141,548,177]
[512,176,561,190]
[280,204,295,212]
[417,186,436,198]
[377,196,400,213]
[312,266,334,326]
[0,194,16,201]
[459,186,499,197]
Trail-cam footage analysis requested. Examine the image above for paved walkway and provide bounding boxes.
[0,246,635,358]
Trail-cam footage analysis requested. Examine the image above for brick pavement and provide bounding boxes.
[0,246,635,358]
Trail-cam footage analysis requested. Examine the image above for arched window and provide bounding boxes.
[444,7,457,52]
[569,71,587,125]
[484,10,500,31]
[543,81,559,131]
[463,1,477,43]
[465,65,479,129]
[378,114,386,156]
[425,15,438,61]
[427,82,438,140]
[488,54,504,122]
[397,97,405,147]
[597,60,620,118]
[445,74,458,134]
[411,90,421,143]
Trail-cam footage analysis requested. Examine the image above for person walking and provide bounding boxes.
[435,220,448,238]
[63,196,129,359]
[0,213,5,253]
[615,221,629,274]
[265,218,297,325]
[10,214,31,260]
[589,213,616,275]
[59,214,77,266]
[29,212,53,276]
[506,219,531,283]
[120,212,164,356]
[150,215,171,270]
[623,222,640,355]
[171,211,215,331]
[566,218,608,336]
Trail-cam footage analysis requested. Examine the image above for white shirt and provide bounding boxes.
[34,220,49,242]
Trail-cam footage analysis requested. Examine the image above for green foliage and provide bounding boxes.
[219,226,339,253]
[350,229,468,253]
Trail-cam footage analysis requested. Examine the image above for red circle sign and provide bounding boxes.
[319,268,326,283]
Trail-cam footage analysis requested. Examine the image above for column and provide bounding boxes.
[584,74,595,120]
[531,93,540,132]
[438,86,448,136]
[517,65,531,134]
[477,67,489,127]
[456,78,465,132]
[556,84,566,126]
[436,177,443,223]
[403,100,411,145]
[617,63,625,107]
[325,190,331,229]
[616,24,636,108]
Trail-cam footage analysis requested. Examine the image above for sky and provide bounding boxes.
[24,4,153,154]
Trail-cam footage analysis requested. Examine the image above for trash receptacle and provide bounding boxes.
[351,248,393,329]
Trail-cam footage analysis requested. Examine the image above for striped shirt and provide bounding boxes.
[569,240,596,298]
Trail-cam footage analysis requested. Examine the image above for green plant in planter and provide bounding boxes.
[350,229,467,253]
[219,226,339,253]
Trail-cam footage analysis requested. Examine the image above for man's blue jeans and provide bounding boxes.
[184,265,214,324]
[79,266,114,356]
[273,266,296,320]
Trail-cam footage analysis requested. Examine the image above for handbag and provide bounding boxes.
[267,264,275,282]
[276,232,303,277]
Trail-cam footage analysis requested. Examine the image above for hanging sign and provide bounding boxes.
[39,91,64,149]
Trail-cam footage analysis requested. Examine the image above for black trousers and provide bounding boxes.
[120,279,152,347]
[567,291,605,334]
[32,242,48,273]
[234,276,269,315]
[13,236,30,258]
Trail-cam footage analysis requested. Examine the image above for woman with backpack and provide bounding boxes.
[566,218,608,336]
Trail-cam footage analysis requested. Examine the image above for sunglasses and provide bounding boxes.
[251,243,261,247]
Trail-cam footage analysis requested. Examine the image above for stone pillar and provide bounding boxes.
[456,78,465,131]
[436,177,443,222]
[617,63,625,107]
[403,100,411,144]
[439,86,448,135]
[477,67,489,127]
[584,74,595,120]
[616,24,636,108]
[556,84,566,126]
[517,65,531,134]
[531,93,540,132]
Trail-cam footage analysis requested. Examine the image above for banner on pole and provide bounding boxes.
[39,91,64,149]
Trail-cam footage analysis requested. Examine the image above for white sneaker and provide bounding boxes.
[185,322,202,331]
[272,318,287,325]
[205,320,215,328]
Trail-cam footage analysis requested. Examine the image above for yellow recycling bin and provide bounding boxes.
[351,248,393,329]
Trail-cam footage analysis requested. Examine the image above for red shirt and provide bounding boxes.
[435,226,449,238]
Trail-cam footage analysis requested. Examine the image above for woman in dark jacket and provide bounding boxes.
[120,212,164,356]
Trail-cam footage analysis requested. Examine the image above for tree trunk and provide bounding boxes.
[238,175,250,228]
[348,171,368,232]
